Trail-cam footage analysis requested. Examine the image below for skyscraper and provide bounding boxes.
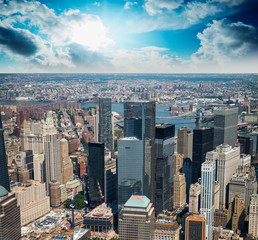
[118,137,144,206]
[207,144,240,209]
[181,158,192,203]
[192,127,214,184]
[21,150,34,180]
[0,114,10,192]
[88,142,105,207]
[119,195,155,240]
[178,127,193,160]
[0,186,21,240]
[155,124,175,213]
[200,159,216,240]
[214,108,238,148]
[60,138,73,184]
[124,101,156,204]
[99,98,114,156]
[248,194,258,238]
[185,215,206,240]
[42,113,62,193]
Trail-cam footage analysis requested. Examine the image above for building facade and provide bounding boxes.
[214,108,238,148]
[99,98,114,156]
[155,124,175,213]
[173,173,186,209]
[124,101,156,204]
[118,137,144,206]
[0,186,21,240]
[248,194,258,238]
[0,114,10,192]
[192,127,214,184]
[185,215,206,240]
[200,160,216,240]
[88,142,105,207]
[12,180,50,226]
[119,195,155,240]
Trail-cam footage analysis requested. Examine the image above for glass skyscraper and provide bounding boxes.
[0,114,10,192]
[155,123,175,213]
[192,127,214,184]
[118,137,144,207]
[88,142,105,207]
[214,107,238,148]
[99,98,114,156]
[124,101,156,203]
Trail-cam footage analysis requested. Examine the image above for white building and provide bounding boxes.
[200,160,216,240]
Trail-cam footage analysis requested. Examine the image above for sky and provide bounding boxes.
[0,0,258,73]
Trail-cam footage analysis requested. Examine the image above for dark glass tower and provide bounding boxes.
[192,127,214,184]
[88,142,105,207]
[214,108,238,148]
[99,98,114,156]
[124,101,156,203]
[155,124,175,213]
[0,114,10,192]
[181,158,192,203]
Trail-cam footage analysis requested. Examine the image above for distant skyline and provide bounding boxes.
[0,0,258,73]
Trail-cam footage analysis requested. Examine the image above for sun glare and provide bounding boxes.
[70,15,115,51]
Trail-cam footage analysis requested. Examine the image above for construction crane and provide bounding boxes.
[82,174,89,216]
[70,186,78,228]
[97,179,105,201]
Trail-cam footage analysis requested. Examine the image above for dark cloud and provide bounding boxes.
[0,26,38,56]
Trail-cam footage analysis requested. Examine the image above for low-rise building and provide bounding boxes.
[12,180,50,226]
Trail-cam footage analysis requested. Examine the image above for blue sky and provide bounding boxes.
[0,0,258,73]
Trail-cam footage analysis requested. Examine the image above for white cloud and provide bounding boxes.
[211,0,246,7]
[124,1,138,10]
[92,2,101,7]
[184,2,221,24]
[144,0,184,16]
[0,0,114,51]
[191,19,258,64]
[110,47,183,73]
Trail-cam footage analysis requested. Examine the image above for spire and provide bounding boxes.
[45,112,51,123]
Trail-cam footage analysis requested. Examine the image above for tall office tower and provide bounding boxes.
[33,154,45,182]
[99,98,114,156]
[21,150,34,179]
[20,119,30,151]
[228,195,245,233]
[189,182,201,214]
[119,195,155,240]
[214,108,238,148]
[118,137,144,206]
[174,153,183,174]
[43,113,62,193]
[49,180,61,207]
[0,186,21,240]
[0,114,10,192]
[88,142,105,207]
[155,124,175,213]
[124,101,156,204]
[94,110,99,142]
[214,182,220,210]
[200,160,216,240]
[104,152,117,204]
[173,173,186,208]
[185,215,206,240]
[215,144,240,209]
[181,158,192,203]
[192,127,214,184]
[178,127,193,159]
[60,138,73,184]
[228,165,257,214]
[237,136,254,155]
[248,194,258,238]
